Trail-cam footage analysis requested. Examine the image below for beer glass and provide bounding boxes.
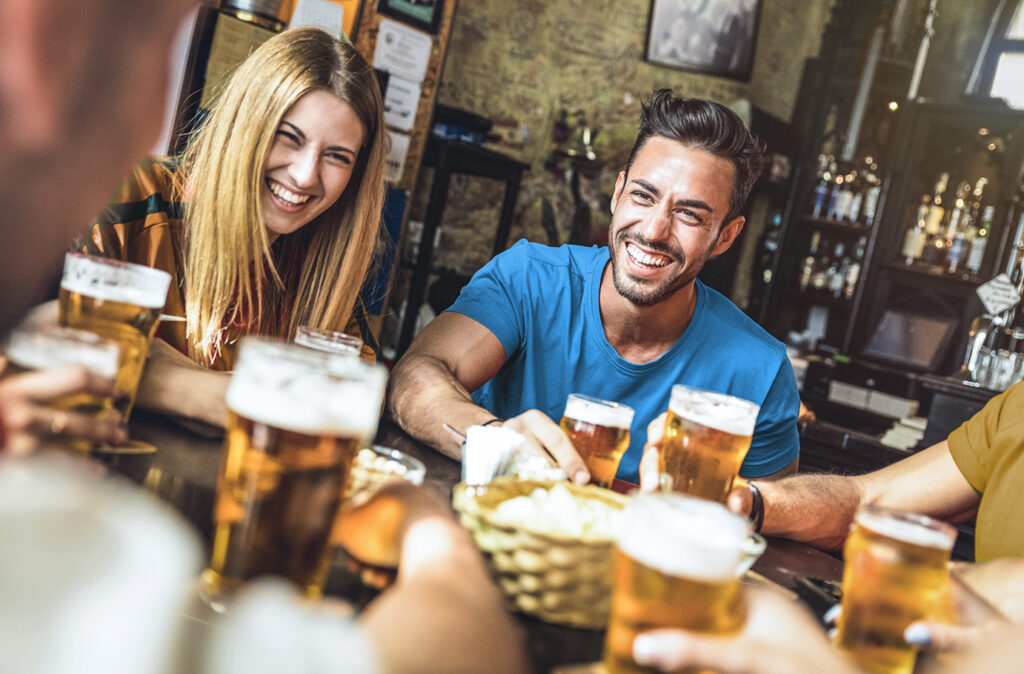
[294,325,363,357]
[834,505,957,674]
[200,338,387,611]
[3,325,122,450]
[659,385,759,503]
[559,393,634,488]
[58,254,171,422]
[604,492,762,674]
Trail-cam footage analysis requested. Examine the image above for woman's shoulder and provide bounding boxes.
[110,156,185,205]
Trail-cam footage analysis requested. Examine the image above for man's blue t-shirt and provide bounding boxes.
[446,240,800,484]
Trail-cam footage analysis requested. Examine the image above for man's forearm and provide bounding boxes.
[757,473,863,550]
[388,354,498,460]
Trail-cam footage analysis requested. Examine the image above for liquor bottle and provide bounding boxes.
[862,174,883,227]
[944,181,972,242]
[828,242,846,297]
[966,205,994,274]
[798,230,821,291]
[947,229,969,272]
[902,196,929,264]
[811,236,831,290]
[847,175,864,223]
[925,172,949,236]
[835,171,856,222]
[854,235,868,260]
[826,162,842,220]
[843,260,861,299]
[811,155,831,218]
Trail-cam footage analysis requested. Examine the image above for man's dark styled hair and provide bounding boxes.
[624,90,766,223]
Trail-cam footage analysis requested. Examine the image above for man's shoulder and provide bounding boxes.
[697,282,787,359]
[492,240,606,278]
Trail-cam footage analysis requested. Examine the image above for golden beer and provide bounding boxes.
[200,339,387,610]
[605,493,758,674]
[835,506,957,674]
[57,254,170,422]
[3,326,122,451]
[659,385,759,503]
[294,325,363,357]
[559,394,634,488]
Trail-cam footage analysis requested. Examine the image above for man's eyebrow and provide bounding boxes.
[630,178,714,213]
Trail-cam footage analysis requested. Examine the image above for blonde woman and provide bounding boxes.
[80,27,388,426]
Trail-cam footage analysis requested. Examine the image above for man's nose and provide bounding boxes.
[637,204,673,241]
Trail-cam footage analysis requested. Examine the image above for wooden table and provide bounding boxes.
[101,412,844,673]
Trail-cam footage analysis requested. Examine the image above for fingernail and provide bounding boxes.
[823,604,841,624]
[574,470,589,484]
[633,635,657,663]
[904,623,932,646]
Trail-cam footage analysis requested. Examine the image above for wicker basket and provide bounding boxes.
[452,478,627,629]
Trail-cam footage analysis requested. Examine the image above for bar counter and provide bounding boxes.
[98,410,844,672]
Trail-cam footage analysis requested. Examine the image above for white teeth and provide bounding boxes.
[627,243,669,268]
[268,180,311,205]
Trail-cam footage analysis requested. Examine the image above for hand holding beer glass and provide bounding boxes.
[200,338,387,612]
[834,505,957,674]
[604,492,764,674]
[57,253,171,424]
[659,385,759,503]
[2,325,124,452]
[559,394,634,488]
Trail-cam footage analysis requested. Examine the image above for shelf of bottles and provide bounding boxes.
[792,154,882,304]
[896,171,993,282]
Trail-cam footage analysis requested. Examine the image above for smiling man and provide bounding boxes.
[389,90,799,485]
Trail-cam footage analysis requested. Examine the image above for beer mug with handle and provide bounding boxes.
[200,337,387,612]
[835,504,957,674]
[659,384,759,503]
[58,253,170,423]
[604,492,765,674]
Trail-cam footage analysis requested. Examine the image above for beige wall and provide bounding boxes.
[391,0,835,317]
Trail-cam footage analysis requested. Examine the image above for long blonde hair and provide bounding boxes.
[181,27,387,365]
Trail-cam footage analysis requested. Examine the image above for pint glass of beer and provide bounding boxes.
[659,385,759,503]
[200,338,387,611]
[834,505,957,674]
[604,492,760,674]
[559,394,634,488]
[3,325,122,450]
[294,325,363,357]
[58,254,171,422]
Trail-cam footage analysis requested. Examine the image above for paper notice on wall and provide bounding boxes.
[384,75,421,132]
[386,130,411,183]
[290,0,344,38]
[373,18,432,83]
[977,273,1021,315]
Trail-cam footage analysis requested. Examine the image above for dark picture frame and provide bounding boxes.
[376,0,444,34]
[645,0,763,81]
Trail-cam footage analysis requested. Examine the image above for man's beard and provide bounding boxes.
[609,232,715,307]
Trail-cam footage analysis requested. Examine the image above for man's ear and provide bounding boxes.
[610,171,626,213]
[0,0,72,150]
[711,215,745,256]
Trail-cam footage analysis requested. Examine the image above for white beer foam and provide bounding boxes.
[669,386,759,437]
[6,327,120,378]
[61,254,171,309]
[564,395,634,429]
[856,508,955,551]
[618,494,750,582]
[226,341,386,437]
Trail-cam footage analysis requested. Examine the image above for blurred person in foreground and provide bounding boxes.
[390,90,800,487]
[639,379,1024,652]
[0,1,528,672]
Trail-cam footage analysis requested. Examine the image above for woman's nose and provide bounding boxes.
[287,148,319,188]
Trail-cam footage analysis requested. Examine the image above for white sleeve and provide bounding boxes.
[204,581,380,674]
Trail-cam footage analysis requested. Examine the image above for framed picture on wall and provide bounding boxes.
[645,0,763,81]
[376,0,443,34]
